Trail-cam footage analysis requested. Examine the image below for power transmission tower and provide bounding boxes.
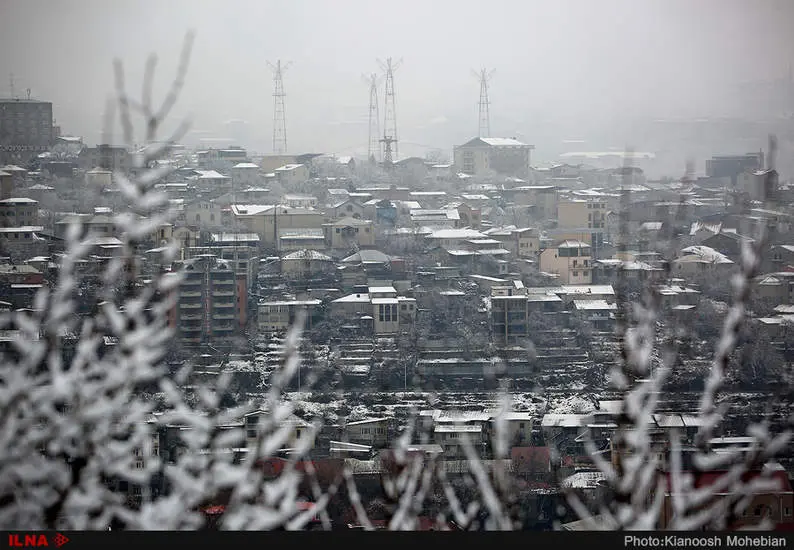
[378,57,401,169]
[473,68,495,138]
[267,60,291,154]
[363,73,381,164]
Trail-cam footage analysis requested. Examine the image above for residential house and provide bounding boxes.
[341,418,390,448]
[274,164,309,187]
[185,199,223,228]
[328,198,365,220]
[323,218,375,251]
[280,249,334,278]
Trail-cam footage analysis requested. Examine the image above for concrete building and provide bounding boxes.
[0,98,54,165]
[274,164,309,187]
[555,198,607,254]
[324,218,375,250]
[453,137,534,179]
[330,285,416,336]
[230,162,261,187]
[231,204,325,250]
[0,198,38,228]
[77,144,131,173]
[257,298,322,333]
[539,240,593,284]
[173,254,242,345]
[184,199,223,229]
[706,152,764,186]
[184,244,259,324]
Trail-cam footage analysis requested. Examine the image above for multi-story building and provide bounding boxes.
[453,137,534,179]
[77,144,132,173]
[557,198,606,247]
[183,245,259,328]
[231,204,325,250]
[539,240,593,284]
[257,298,322,333]
[0,198,38,228]
[0,98,54,165]
[274,164,309,187]
[323,218,375,250]
[706,152,764,186]
[173,254,241,345]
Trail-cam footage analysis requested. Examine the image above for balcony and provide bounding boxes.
[180,325,203,332]
[213,301,235,309]
[179,303,202,309]
[181,277,203,286]
[212,313,236,320]
[180,314,203,320]
[181,291,203,298]
[212,290,235,297]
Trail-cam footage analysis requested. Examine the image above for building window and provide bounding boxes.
[572,271,579,277]
[785,507,792,517]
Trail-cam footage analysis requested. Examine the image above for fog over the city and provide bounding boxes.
[2,0,793,171]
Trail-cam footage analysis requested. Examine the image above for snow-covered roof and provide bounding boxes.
[0,197,38,204]
[282,249,332,261]
[479,137,528,147]
[573,300,617,311]
[678,245,733,264]
[426,228,486,240]
[233,162,260,169]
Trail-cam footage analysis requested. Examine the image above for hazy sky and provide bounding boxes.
[2,0,793,163]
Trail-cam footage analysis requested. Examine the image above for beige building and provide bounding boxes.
[555,198,607,254]
[453,137,534,179]
[324,218,375,250]
[539,239,593,284]
[231,204,325,249]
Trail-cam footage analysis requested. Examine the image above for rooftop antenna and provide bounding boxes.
[377,57,402,169]
[363,72,382,164]
[267,60,291,154]
[473,68,495,138]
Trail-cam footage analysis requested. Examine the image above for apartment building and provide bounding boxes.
[556,199,607,253]
[231,204,325,250]
[453,137,535,179]
[0,197,38,227]
[174,254,241,345]
[183,245,259,327]
[0,98,54,165]
[77,144,131,172]
[257,298,322,333]
[539,240,593,284]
